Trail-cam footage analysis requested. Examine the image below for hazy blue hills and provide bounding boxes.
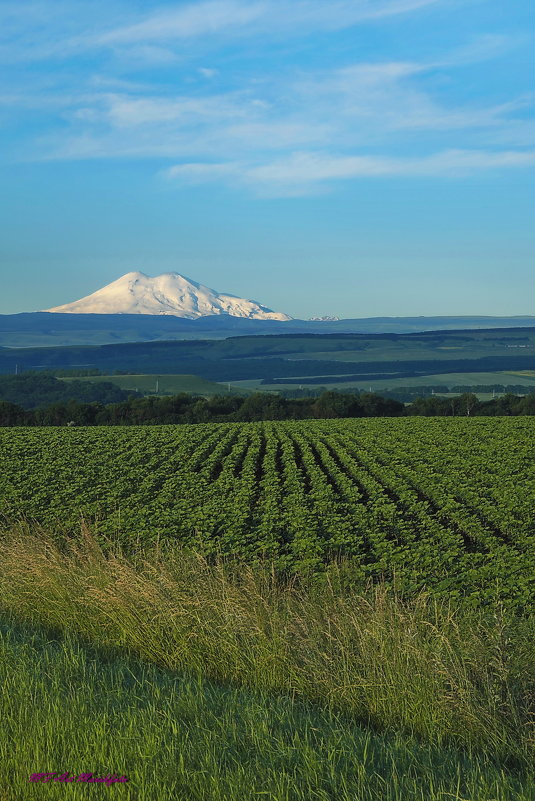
[1,328,534,386]
[2,312,535,347]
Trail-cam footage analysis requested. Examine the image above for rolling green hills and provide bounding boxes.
[1,328,535,391]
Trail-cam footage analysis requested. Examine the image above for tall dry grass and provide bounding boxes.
[0,521,532,764]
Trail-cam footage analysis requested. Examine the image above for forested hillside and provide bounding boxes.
[1,329,535,388]
[0,373,139,409]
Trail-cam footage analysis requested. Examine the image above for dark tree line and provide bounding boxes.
[0,373,138,409]
[405,392,535,417]
[0,391,402,426]
[1,389,535,427]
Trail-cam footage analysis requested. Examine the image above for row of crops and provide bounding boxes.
[1,418,533,607]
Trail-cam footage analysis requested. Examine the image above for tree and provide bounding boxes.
[358,392,404,417]
[311,391,359,419]
[0,401,26,426]
[237,393,287,421]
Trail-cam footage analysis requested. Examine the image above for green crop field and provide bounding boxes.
[2,417,533,608]
[1,417,533,799]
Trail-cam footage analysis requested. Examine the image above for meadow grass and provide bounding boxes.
[0,521,532,774]
[1,614,533,801]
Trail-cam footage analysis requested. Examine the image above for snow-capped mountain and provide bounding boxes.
[45,272,292,321]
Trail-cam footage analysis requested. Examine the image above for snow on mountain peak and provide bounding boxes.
[45,272,292,321]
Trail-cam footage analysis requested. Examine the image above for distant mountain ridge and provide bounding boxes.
[45,272,292,321]
[1,312,535,348]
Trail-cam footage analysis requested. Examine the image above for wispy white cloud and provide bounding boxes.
[0,1,115,63]
[97,0,444,47]
[34,37,531,163]
[199,67,218,78]
[168,161,241,180]
[113,44,180,65]
[166,149,535,196]
[101,94,246,127]
[97,1,267,45]
[489,118,535,148]
[3,0,534,198]
[87,75,156,93]
[0,0,449,67]
[424,33,527,72]
[293,45,532,136]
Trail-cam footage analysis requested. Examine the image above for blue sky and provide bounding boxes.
[1,0,534,319]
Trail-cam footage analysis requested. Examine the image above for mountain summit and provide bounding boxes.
[45,272,292,320]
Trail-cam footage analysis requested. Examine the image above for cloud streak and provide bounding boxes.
[4,0,535,199]
[97,0,444,46]
[0,0,447,65]
[166,149,535,195]
[34,44,533,168]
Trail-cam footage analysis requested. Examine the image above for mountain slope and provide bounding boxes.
[45,272,292,321]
